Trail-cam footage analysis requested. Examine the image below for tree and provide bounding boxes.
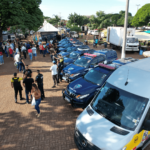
[132,4,150,27]
[48,15,60,26]
[68,13,84,26]
[0,0,43,41]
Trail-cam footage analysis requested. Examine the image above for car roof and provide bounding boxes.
[107,58,150,98]
[113,57,138,64]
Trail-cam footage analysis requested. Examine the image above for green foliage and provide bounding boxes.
[70,25,81,33]
[132,4,150,27]
[67,13,90,27]
[48,15,60,26]
[0,0,43,39]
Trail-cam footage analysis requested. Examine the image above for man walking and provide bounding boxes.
[21,44,27,59]
[14,52,20,70]
[57,59,63,83]
[32,45,37,60]
[23,73,34,104]
[50,61,58,88]
[35,70,45,100]
[11,73,23,103]
[23,65,32,77]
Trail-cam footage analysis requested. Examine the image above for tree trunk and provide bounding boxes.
[0,28,2,41]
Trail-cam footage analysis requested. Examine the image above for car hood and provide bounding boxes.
[76,106,133,150]
[68,77,98,95]
[61,52,69,57]
[64,58,74,64]
[64,64,85,74]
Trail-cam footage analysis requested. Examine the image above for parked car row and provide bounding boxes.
[58,37,150,150]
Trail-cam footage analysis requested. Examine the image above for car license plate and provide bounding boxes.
[65,97,70,102]
[62,76,67,81]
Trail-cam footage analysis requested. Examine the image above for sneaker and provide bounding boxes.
[20,98,24,100]
[52,86,56,88]
[26,102,29,104]
[37,113,41,117]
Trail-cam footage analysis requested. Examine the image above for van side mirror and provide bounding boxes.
[143,120,150,131]
[90,65,94,68]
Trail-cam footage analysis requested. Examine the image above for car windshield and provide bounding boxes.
[69,52,79,59]
[74,57,91,68]
[127,38,139,43]
[91,83,148,131]
[84,69,107,85]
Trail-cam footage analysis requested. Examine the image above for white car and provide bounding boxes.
[88,30,93,35]
[70,31,78,38]
[75,58,150,150]
[91,30,99,35]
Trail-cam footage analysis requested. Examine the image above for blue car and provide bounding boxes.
[63,50,95,67]
[96,49,118,64]
[59,47,77,57]
[62,64,116,108]
[62,53,107,82]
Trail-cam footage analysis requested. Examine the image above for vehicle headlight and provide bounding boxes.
[122,147,127,150]
[76,94,89,99]
[70,73,80,77]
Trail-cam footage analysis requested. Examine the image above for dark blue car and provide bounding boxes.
[62,64,116,108]
[63,50,95,67]
[59,47,77,57]
[62,53,107,82]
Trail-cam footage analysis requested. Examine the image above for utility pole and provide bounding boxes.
[121,0,129,59]
[136,4,140,12]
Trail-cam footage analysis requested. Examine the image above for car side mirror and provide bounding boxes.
[143,120,150,131]
[90,65,94,68]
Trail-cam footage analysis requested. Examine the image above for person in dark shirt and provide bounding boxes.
[45,36,48,44]
[23,73,34,104]
[35,70,45,100]
[23,65,32,77]
[11,73,23,103]
[57,59,63,83]
[26,42,30,51]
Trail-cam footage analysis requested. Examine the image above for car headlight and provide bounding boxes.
[70,73,80,77]
[122,147,126,150]
[76,94,89,99]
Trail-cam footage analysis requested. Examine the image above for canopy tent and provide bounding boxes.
[38,23,59,41]
[38,23,58,32]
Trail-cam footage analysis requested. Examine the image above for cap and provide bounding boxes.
[53,61,56,64]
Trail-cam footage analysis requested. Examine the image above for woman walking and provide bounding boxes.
[31,84,41,117]
[28,47,33,61]
[0,47,4,65]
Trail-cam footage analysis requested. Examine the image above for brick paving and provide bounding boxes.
[0,46,149,150]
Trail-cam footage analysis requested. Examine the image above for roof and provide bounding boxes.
[38,23,58,32]
[107,58,150,98]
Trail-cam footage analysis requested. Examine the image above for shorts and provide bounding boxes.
[10,54,13,57]
[33,53,37,57]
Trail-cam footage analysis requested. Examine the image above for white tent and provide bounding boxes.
[38,23,58,32]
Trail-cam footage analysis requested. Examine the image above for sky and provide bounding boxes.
[40,0,150,20]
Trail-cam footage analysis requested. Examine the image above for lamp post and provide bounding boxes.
[121,0,129,59]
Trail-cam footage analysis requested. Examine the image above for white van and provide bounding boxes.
[75,58,150,150]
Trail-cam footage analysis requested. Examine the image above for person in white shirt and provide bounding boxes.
[50,61,58,88]
[14,52,20,70]
[50,39,53,44]
[32,45,37,60]
[21,44,27,59]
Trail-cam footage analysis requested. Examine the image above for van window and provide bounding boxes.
[91,83,148,131]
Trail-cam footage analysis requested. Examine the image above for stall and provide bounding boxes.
[38,23,59,41]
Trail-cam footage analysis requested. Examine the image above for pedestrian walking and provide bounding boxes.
[45,36,47,44]
[28,47,33,61]
[23,73,34,104]
[35,70,45,100]
[26,42,30,51]
[31,84,41,117]
[39,43,43,54]
[57,59,63,83]
[42,43,46,57]
[23,65,32,77]
[14,52,20,70]
[11,73,23,103]
[19,57,25,72]
[0,47,4,65]
[21,44,27,59]
[2,43,8,58]
[32,45,37,60]
[39,36,42,42]
[50,61,58,88]
[9,46,14,60]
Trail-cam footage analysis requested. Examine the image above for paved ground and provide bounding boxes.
[0,46,149,150]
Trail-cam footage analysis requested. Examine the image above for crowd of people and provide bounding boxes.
[0,35,65,117]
